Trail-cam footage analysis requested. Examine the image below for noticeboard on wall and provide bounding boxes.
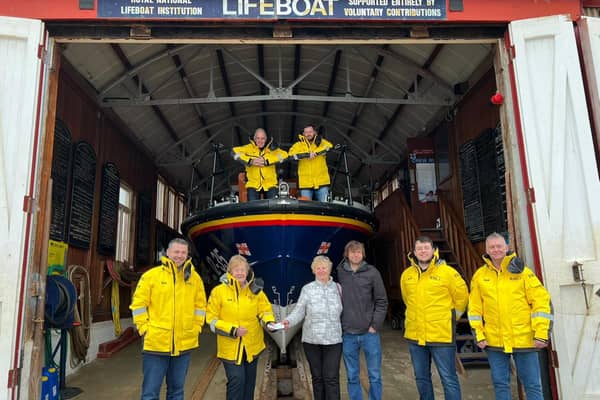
[49,120,72,242]
[97,163,120,256]
[459,126,507,242]
[68,141,97,249]
[135,193,152,266]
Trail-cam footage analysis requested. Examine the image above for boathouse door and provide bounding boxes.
[508,14,600,399]
[0,16,48,400]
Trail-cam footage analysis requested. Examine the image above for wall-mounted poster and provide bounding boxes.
[410,148,437,203]
[416,163,438,203]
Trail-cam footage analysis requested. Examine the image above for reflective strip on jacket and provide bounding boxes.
[400,250,468,346]
[287,134,332,189]
[206,273,275,364]
[129,256,207,356]
[468,252,553,353]
[232,140,287,190]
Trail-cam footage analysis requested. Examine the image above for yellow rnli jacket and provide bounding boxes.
[232,139,287,191]
[287,134,332,189]
[400,251,468,346]
[207,272,275,364]
[468,252,553,353]
[130,256,207,355]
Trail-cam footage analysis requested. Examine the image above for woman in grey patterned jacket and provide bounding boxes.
[282,255,343,400]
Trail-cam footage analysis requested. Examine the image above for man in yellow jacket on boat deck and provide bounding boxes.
[130,238,207,400]
[232,128,288,200]
[468,232,553,400]
[288,124,333,202]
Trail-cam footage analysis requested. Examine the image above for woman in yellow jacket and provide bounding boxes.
[468,233,552,400]
[207,255,276,400]
[232,128,287,200]
[287,124,333,202]
[400,236,468,400]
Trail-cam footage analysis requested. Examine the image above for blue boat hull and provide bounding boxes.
[181,198,376,351]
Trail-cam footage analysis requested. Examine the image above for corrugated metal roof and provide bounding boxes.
[61,41,494,200]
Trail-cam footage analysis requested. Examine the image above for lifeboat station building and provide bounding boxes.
[1,1,599,399]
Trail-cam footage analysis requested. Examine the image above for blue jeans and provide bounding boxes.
[408,344,461,400]
[486,349,543,400]
[141,352,191,400]
[247,187,278,200]
[342,332,382,400]
[300,186,329,202]
[222,357,259,400]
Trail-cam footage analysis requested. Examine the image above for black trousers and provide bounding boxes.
[303,342,343,400]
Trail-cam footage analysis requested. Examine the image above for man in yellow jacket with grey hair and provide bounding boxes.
[468,232,552,400]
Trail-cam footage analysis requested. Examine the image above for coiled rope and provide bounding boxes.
[68,264,91,368]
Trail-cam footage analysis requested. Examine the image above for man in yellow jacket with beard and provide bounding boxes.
[468,232,552,400]
[207,255,276,400]
[232,128,287,200]
[288,124,333,202]
[130,238,207,400]
[401,236,468,400]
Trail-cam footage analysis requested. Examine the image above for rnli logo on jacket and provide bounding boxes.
[317,242,331,255]
[236,243,251,256]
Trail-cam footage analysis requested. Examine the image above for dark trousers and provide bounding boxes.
[222,355,259,400]
[303,342,343,400]
[247,187,277,200]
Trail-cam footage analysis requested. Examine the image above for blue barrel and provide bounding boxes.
[42,367,58,400]
[40,375,50,400]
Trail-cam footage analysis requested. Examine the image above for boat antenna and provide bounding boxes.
[187,161,196,214]
[208,142,225,207]
[330,144,353,206]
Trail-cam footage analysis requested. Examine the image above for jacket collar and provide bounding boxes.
[482,251,516,271]
[161,256,192,281]
[341,259,368,273]
[315,276,333,286]
[407,248,441,271]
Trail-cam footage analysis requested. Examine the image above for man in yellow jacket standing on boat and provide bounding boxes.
[288,124,333,202]
[232,128,287,200]
[468,232,553,400]
[401,236,468,400]
[130,238,207,400]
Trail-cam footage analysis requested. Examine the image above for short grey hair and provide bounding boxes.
[168,238,189,250]
[485,232,507,245]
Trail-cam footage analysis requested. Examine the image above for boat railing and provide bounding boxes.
[189,141,373,213]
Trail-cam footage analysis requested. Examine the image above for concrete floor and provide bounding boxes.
[65,326,512,399]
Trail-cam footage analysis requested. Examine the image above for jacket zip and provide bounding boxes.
[172,264,177,355]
